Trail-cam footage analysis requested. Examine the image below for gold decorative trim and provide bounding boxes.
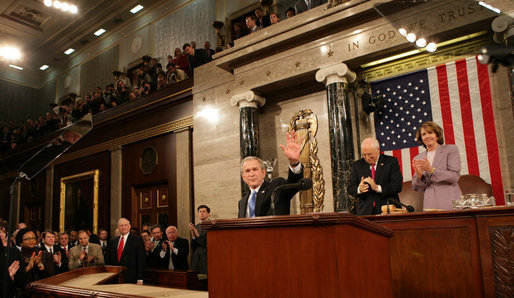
[360,38,488,81]
[59,169,99,234]
[51,116,193,166]
[289,110,325,213]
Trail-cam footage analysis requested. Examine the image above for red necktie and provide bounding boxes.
[117,236,124,262]
[371,163,376,180]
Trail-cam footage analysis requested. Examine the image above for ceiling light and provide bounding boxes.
[53,1,62,9]
[416,38,427,48]
[0,46,21,60]
[44,0,52,7]
[398,28,407,36]
[406,33,416,43]
[61,3,69,11]
[426,42,437,52]
[40,65,49,70]
[64,48,75,55]
[478,1,501,14]
[94,28,106,36]
[9,64,23,70]
[130,5,144,14]
[70,4,77,14]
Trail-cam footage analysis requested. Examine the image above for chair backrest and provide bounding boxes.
[398,181,424,212]
[458,174,492,196]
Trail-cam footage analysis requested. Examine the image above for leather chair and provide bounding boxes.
[458,174,492,196]
[398,181,424,212]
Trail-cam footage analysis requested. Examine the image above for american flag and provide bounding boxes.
[371,57,504,204]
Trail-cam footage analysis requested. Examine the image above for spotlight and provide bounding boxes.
[398,28,407,36]
[70,5,78,14]
[61,3,69,11]
[44,0,52,7]
[0,46,21,60]
[53,1,62,9]
[416,38,427,47]
[406,33,416,43]
[426,42,437,52]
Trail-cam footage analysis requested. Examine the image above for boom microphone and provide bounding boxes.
[270,178,313,215]
[386,197,415,213]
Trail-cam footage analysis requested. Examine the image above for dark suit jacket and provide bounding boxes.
[146,239,165,268]
[160,237,189,270]
[43,244,68,273]
[348,154,403,215]
[238,167,303,217]
[105,234,145,283]
[256,15,271,28]
[295,0,327,14]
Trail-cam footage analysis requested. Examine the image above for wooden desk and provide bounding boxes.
[27,266,208,297]
[364,206,514,298]
[203,212,393,298]
[144,269,207,290]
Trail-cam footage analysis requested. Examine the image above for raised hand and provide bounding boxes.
[189,223,199,237]
[53,251,61,264]
[358,177,370,193]
[279,130,303,165]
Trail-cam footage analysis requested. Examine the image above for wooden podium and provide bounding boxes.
[203,212,393,298]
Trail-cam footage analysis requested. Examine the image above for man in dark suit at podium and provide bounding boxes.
[348,138,403,215]
[238,130,303,218]
[105,218,145,284]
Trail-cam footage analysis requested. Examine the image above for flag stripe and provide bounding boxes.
[476,59,504,203]
[409,146,419,177]
[393,150,403,178]
[456,59,480,176]
[445,62,469,175]
[466,59,491,184]
[436,65,455,144]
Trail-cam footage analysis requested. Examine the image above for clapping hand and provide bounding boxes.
[8,261,20,280]
[188,223,199,238]
[279,130,303,166]
[412,158,432,174]
[53,251,61,265]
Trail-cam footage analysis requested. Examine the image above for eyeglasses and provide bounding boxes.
[22,237,37,241]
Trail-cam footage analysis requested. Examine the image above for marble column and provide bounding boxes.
[231,91,266,195]
[316,63,357,212]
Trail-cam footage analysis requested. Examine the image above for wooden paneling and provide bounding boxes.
[122,133,177,229]
[365,207,514,298]
[52,152,110,231]
[204,213,393,298]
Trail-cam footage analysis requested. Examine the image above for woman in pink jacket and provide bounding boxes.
[412,121,462,210]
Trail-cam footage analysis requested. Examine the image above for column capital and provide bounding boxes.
[230,91,266,108]
[315,63,357,86]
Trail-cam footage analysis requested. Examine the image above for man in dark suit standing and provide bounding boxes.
[295,0,327,14]
[159,226,189,271]
[146,225,165,268]
[238,130,303,218]
[348,138,403,215]
[105,218,145,284]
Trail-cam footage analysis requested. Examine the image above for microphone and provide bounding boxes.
[270,178,313,215]
[386,197,415,213]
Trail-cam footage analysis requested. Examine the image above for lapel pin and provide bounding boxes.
[380,163,384,166]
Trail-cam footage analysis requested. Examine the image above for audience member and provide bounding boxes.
[40,230,66,274]
[286,7,296,18]
[254,7,271,28]
[166,63,188,84]
[204,41,215,61]
[245,15,261,33]
[189,205,210,274]
[105,218,145,284]
[99,229,109,254]
[1,229,24,298]
[146,225,165,268]
[171,48,190,76]
[183,43,210,73]
[270,12,280,24]
[348,138,403,215]
[295,0,327,14]
[160,226,189,271]
[68,230,105,270]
